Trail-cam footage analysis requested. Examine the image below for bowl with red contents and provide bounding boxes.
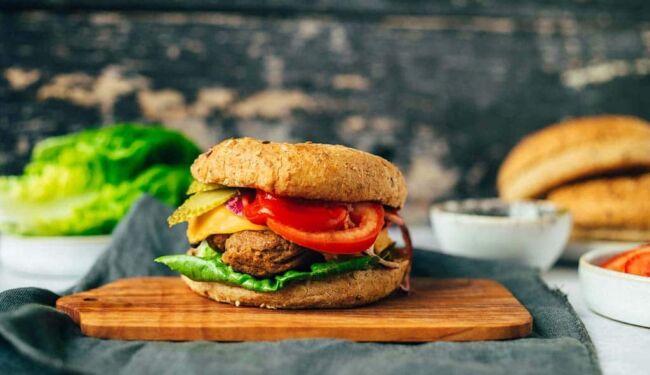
[579,244,650,327]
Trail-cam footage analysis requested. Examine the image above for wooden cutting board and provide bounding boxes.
[56,277,532,342]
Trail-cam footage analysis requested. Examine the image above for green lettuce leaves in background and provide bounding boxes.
[0,124,201,236]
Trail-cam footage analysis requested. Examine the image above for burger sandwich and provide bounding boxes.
[156,138,412,309]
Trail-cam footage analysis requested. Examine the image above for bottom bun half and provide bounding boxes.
[548,173,650,242]
[182,258,409,309]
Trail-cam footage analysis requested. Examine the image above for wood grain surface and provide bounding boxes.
[56,277,532,342]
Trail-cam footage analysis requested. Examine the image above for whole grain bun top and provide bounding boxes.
[498,115,650,200]
[191,137,407,208]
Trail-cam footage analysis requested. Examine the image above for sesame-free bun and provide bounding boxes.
[191,137,407,208]
[181,257,409,309]
[498,116,650,200]
[548,173,650,241]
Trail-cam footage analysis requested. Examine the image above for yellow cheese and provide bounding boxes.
[374,228,394,253]
[187,205,267,243]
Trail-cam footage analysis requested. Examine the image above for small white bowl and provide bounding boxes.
[0,234,111,277]
[563,239,642,261]
[579,247,650,327]
[430,199,572,271]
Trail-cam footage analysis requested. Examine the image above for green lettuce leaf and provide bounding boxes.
[0,124,200,236]
[155,242,378,293]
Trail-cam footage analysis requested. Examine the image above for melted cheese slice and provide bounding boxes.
[374,228,394,253]
[187,205,267,244]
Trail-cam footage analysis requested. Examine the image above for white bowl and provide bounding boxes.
[579,247,650,327]
[563,239,643,261]
[0,234,111,277]
[430,199,572,271]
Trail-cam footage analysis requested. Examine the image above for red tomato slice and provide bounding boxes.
[601,251,636,272]
[241,193,272,225]
[243,190,349,231]
[602,244,650,272]
[624,250,650,277]
[266,203,385,254]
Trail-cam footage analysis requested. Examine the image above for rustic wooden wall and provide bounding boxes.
[2,1,650,222]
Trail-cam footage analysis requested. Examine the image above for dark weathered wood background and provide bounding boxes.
[2,1,650,222]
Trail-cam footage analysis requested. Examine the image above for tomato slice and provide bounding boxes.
[624,249,650,277]
[601,251,636,272]
[242,190,349,231]
[241,192,273,225]
[602,244,650,272]
[266,203,385,254]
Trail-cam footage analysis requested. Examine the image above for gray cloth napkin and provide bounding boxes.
[0,196,600,375]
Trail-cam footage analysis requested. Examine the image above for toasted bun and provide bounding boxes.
[191,137,407,208]
[498,116,650,200]
[570,227,650,242]
[181,258,409,309]
[548,174,650,241]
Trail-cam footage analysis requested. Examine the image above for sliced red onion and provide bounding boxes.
[226,196,243,215]
[385,211,412,293]
[364,246,400,269]
[385,211,405,226]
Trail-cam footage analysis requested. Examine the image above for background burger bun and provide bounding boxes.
[191,137,407,208]
[497,115,650,200]
[547,173,650,241]
[182,257,409,309]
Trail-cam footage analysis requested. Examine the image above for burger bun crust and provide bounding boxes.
[191,137,407,208]
[498,115,650,200]
[182,257,409,309]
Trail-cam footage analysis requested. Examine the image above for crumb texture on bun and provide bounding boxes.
[548,173,650,241]
[191,137,407,208]
[182,258,408,309]
[498,115,650,200]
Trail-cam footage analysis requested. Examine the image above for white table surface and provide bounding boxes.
[0,226,647,374]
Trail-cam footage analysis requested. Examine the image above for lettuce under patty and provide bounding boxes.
[155,241,378,293]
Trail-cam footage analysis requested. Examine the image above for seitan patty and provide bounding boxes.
[207,231,322,278]
[206,234,229,252]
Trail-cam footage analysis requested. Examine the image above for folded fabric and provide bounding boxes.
[0,196,600,375]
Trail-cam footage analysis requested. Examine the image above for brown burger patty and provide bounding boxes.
[206,234,229,252]
[208,231,322,278]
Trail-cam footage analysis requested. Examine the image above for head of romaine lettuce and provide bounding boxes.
[0,124,201,236]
